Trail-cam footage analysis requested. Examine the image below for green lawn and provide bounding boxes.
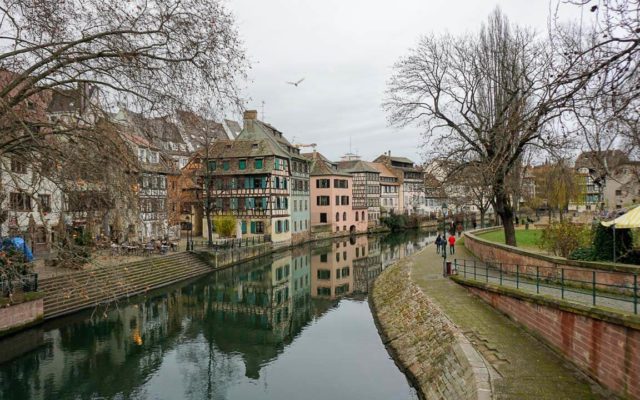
[476,229,542,251]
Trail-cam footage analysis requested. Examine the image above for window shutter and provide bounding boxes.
[250,221,256,233]
[242,221,247,234]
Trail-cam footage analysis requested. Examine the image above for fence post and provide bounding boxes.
[536,266,540,294]
[561,268,564,299]
[499,263,503,285]
[516,264,519,289]
[486,262,489,283]
[634,273,638,315]
[592,271,597,306]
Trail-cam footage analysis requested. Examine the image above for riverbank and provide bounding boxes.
[370,254,492,400]
[409,243,611,399]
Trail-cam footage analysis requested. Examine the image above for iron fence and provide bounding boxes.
[452,259,639,314]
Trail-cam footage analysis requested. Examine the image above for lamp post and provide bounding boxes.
[442,202,448,277]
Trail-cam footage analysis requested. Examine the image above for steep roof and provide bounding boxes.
[236,119,297,159]
[175,110,227,151]
[369,162,398,181]
[305,151,351,177]
[336,159,379,174]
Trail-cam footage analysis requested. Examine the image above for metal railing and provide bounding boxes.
[192,235,268,251]
[0,272,38,297]
[453,259,639,314]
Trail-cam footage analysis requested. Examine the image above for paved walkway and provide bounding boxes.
[410,243,609,400]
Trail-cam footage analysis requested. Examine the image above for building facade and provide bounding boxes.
[374,153,425,215]
[306,151,367,236]
[371,162,400,216]
[336,158,380,227]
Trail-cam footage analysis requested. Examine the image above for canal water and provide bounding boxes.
[0,231,434,400]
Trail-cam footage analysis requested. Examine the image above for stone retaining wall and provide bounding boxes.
[455,279,640,400]
[371,259,491,400]
[0,299,43,336]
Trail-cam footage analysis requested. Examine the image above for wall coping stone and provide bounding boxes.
[465,228,640,273]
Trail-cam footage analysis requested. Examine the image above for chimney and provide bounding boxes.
[243,109,257,131]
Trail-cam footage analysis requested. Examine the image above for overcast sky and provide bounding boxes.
[226,0,582,163]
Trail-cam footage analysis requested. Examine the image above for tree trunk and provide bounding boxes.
[494,191,517,246]
[206,208,213,246]
[480,210,486,229]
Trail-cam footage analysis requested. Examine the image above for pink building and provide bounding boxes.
[304,151,367,237]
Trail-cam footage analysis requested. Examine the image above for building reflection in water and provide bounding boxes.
[0,231,434,400]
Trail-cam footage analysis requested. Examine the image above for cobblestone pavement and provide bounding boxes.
[454,260,638,314]
[410,243,610,400]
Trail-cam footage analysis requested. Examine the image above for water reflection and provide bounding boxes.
[0,231,434,400]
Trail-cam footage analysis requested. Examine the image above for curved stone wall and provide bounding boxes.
[371,258,492,400]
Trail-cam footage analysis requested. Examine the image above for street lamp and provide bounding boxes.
[441,202,448,277]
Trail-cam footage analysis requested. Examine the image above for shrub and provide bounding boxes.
[380,214,408,231]
[537,221,591,258]
[214,216,236,237]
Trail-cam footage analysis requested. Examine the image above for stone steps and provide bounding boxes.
[40,253,212,320]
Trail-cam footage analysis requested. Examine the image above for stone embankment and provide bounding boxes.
[371,258,492,400]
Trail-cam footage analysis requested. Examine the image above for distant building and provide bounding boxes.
[305,151,367,236]
[370,162,400,216]
[373,153,425,215]
[336,157,381,226]
[603,162,640,211]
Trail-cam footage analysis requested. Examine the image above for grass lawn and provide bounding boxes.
[476,228,542,251]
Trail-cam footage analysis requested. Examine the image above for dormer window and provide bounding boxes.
[252,143,258,149]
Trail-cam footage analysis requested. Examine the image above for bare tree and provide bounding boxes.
[385,8,581,246]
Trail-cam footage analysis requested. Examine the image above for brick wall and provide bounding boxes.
[0,299,44,335]
[372,260,492,400]
[464,230,638,295]
[467,285,640,399]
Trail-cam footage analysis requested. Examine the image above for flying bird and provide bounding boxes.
[286,78,305,87]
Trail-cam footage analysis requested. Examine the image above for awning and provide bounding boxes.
[601,206,640,229]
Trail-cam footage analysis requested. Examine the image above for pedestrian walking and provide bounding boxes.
[435,234,442,254]
[448,235,456,255]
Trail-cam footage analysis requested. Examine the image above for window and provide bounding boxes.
[317,269,330,279]
[294,221,298,231]
[336,212,340,222]
[336,268,341,279]
[615,190,622,196]
[294,200,298,212]
[336,252,340,262]
[317,196,330,206]
[320,213,327,223]
[355,212,359,221]
[250,221,264,234]
[336,196,340,206]
[342,212,346,221]
[320,253,328,262]
[284,220,289,232]
[241,221,247,234]
[317,287,331,296]
[362,211,365,220]
[255,159,263,169]
[305,200,308,210]
[239,159,246,170]
[316,179,330,188]
[208,160,217,171]
[35,227,47,244]
[276,220,283,233]
[342,267,350,277]
[10,158,26,174]
[341,196,349,205]
[223,160,230,171]
[334,179,348,188]
[10,193,31,211]
[39,194,51,212]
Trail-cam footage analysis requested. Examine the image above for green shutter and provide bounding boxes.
[262,197,267,209]
[245,177,251,189]
[250,221,256,233]
[241,221,247,234]
[283,179,287,190]
[239,160,246,170]
[261,177,267,189]
[255,159,263,169]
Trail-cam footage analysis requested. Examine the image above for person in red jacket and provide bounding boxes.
[448,235,456,255]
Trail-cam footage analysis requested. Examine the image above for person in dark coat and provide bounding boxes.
[435,234,442,254]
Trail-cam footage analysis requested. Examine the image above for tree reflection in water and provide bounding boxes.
[0,231,434,400]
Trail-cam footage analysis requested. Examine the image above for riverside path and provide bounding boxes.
[410,241,610,400]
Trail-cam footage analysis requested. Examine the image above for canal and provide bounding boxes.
[0,231,434,400]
